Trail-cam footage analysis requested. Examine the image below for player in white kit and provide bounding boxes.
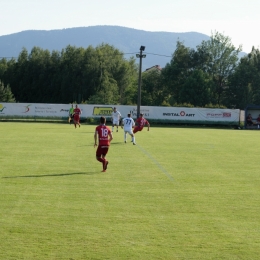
[121,113,136,145]
[111,107,121,132]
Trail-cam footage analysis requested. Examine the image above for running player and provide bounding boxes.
[73,104,82,128]
[133,113,150,134]
[121,113,136,145]
[94,116,113,172]
[111,107,121,132]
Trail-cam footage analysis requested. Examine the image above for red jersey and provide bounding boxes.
[135,117,149,128]
[95,124,111,146]
[73,108,81,115]
[73,107,81,121]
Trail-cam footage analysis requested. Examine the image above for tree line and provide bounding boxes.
[1,31,260,109]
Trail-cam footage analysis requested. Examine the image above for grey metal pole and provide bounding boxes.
[137,48,143,119]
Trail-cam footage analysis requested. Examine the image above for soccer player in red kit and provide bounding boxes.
[94,116,113,172]
[73,104,82,128]
[133,113,150,134]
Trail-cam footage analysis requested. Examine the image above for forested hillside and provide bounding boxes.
[1,32,260,109]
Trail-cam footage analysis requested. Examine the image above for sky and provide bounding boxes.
[1,0,260,53]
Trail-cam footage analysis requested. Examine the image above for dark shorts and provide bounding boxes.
[96,145,109,157]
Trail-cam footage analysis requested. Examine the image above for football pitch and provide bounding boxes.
[0,122,260,259]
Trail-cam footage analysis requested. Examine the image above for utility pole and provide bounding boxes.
[136,46,146,118]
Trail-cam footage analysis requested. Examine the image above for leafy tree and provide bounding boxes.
[141,68,165,106]
[162,41,194,105]
[161,32,241,108]
[197,31,242,105]
[59,45,87,103]
[161,41,212,107]
[179,69,210,107]
[120,58,138,105]
[0,58,8,78]
[226,47,260,109]
[249,48,260,105]
[116,57,138,105]
[0,81,15,102]
[0,44,138,104]
[86,44,138,105]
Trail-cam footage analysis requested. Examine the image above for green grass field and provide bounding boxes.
[1,122,260,259]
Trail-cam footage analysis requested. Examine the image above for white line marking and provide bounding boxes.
[136,144,174,182]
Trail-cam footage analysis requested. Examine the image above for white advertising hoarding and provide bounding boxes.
[0,103,240,124]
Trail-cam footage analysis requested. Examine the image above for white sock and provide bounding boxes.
[124,133,127,141]
[132,136,135,143]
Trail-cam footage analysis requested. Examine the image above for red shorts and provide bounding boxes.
[96,145,109,157]
[73,115,80,123]
[133,126,143,133]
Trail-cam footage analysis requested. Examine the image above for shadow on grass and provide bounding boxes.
[71,131,97,133]
[2,171,101,178]
[108,142,124,145]
[90,142,124,146]
[83,142,124,147]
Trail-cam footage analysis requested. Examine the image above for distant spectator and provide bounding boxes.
[257,114,260,129]
[246,114,254,126]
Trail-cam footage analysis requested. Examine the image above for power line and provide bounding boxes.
[144,52,172,58]
[0,52,172,59]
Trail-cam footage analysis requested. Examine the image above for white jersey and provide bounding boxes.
[112,110,121,124]
[122,117,135,131]
[112,110,121,120]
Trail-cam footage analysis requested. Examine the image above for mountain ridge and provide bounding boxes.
[0,26,243,70]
